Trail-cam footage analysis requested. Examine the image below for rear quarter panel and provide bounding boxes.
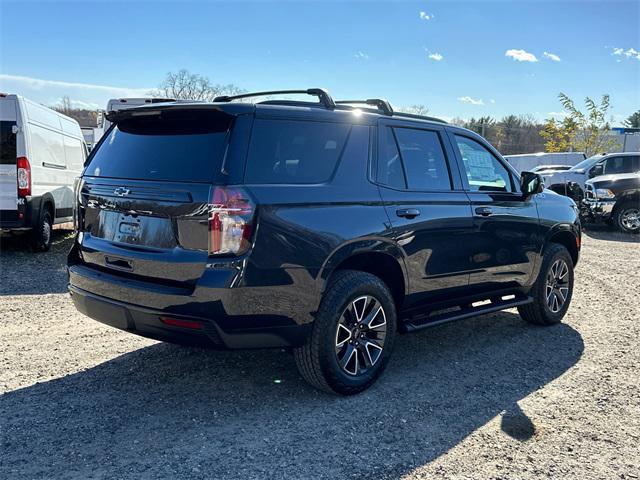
[241,124,399,324]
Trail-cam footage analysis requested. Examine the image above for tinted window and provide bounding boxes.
[0,121,17,165]
[454,135,513,192]
[604,156,640,174]
[245,119,350,184]
[394,128,451,190]
[377,127,406,189]
[86,109,232,182]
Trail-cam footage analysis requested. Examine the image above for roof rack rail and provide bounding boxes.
[214,88,336,109]
[392,111,448,124]
[335,99,394,116]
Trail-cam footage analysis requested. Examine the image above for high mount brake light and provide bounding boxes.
[17,156,31,197]
[208,186,255,256]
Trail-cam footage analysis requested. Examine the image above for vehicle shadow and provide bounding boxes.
[0,312,583,479]
[582,223,640,243]
[0,230,73,295]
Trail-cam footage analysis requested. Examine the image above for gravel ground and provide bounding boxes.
[1,227,639,480]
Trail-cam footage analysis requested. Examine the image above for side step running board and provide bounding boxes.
[402,294,533,333]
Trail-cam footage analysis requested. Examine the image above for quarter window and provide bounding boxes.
[245,119,350,184]
[454,135,513,192]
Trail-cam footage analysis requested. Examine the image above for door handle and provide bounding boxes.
[474,207,493,217]
[396,208,421,219]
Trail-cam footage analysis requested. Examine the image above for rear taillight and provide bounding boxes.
[208,186,255,256]
[73,177,84,232]
[17,156,31,197]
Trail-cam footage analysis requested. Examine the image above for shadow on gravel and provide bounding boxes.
[0,231,73,296]
[582,223,640,243]
[0,312,583,479]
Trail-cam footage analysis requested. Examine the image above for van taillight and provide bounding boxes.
[208,186,255,256]
[17,157,31,197]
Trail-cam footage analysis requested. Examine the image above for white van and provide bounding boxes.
[0,93,86,251]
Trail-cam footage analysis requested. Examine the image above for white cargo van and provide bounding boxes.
[0,94,86,251]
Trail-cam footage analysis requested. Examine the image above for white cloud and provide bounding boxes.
[612,47,640,60]
[543,51,561,62]
[458,96,484,106]
[419,11,433,20]
[354,51,369,60]
[505,49,538,62]
[548,111,568,118]
[0,73,151,97]
[428,52,443,61]
[489,99,495,104]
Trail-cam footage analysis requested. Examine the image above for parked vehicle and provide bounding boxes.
[68,89,581,395]
[530,164,572,173]
[542,152,640,201]
[505,152,585,173]
[0,93,86,251]
[101,97,175,132]
[583,172,640,233]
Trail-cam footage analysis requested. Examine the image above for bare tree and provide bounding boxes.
[56,96,73,115]
[397,104,429,116]
[150,69,244,101]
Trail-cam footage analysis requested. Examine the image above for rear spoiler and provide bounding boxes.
[105,101,254,123]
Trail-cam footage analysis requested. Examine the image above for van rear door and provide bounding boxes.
[77,106,250,287]
[0,120,17,212]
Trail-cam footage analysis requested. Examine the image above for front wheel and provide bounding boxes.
[518,243,574,326]
[294,270,397,395]
[613,201,640,234]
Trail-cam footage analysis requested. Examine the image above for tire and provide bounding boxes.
[613,201,640,234]
[30,210,53,252]
[294,270,397,395]
[518,243,574,326]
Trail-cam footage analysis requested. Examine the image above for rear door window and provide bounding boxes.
[245,119,350,184]
[604,156,640,174]
[86,109,233,183]
[377,127,406,189]
[0,121,16,165]
[393,128,452,190]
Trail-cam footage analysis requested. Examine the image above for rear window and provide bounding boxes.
[0,121,17,164]
[245,119,350,184]
[86,109,232,182]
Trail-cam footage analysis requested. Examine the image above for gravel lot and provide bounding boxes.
[1,227,639,480]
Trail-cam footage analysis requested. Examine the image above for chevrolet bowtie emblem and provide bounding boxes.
[114,187,131,197]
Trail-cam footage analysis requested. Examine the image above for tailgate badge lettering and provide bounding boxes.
[114,187,131,197]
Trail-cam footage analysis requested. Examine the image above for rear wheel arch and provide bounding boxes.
[41,194,55,221]
[321,246,407,313]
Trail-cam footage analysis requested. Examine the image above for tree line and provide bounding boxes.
[53,69,640,156]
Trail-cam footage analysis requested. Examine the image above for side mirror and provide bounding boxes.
[520,171,544,198]
[589,164,604,178]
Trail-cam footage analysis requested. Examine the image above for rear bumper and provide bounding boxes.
[69,284,311,349]
[67,258,314,349]
[0,196,41,231]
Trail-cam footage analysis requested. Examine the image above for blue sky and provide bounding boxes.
[1,0,638,124]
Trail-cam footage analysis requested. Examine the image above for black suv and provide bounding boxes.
[68,89,581,395]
